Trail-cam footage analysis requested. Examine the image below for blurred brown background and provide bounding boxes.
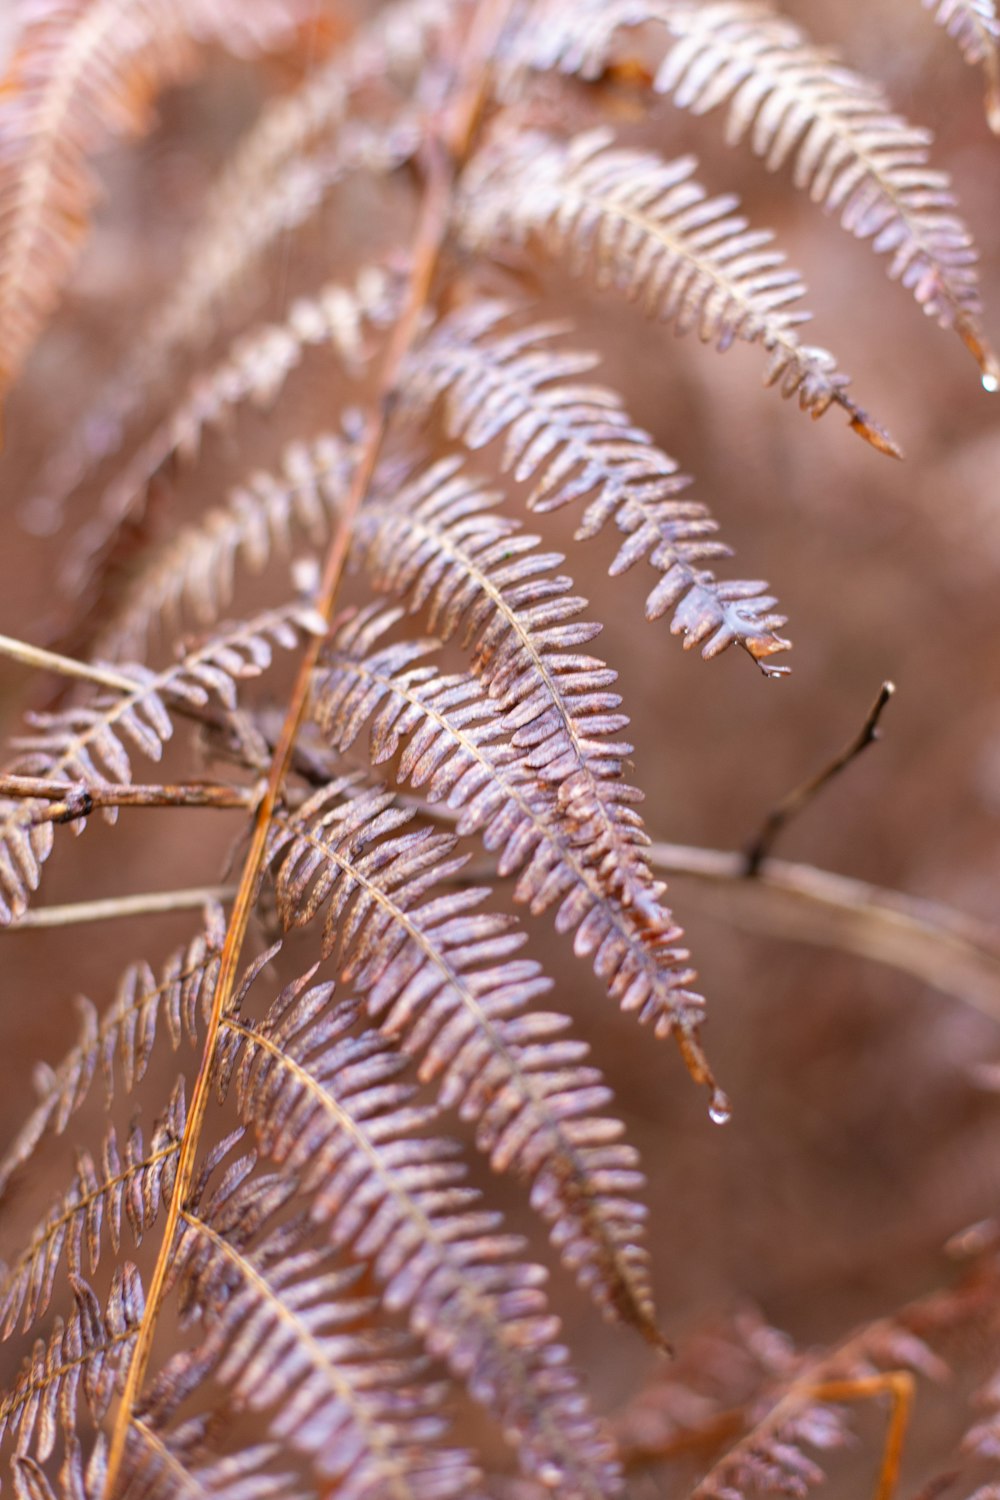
[1,0,999,1491]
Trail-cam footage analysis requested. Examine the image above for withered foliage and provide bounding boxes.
[0,1,998,1497]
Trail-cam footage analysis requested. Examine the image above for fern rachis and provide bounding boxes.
[0,0,997,1496]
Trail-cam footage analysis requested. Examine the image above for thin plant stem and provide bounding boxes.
[100,5,518,1490]
[5,886,236,929]
[743,681,895,875]
[0,774,256,822]
[0,631,137,694]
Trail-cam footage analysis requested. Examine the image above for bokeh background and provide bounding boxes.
[1,1,1000,1492]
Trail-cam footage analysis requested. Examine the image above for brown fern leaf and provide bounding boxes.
[95,436,354,662]
[0,0,308,400]
[308,633,722,1107]
[0,910,223,1202]
[0,1079,184,1340]
[652,0,997,378]
[141,113,422,402]
[134,0,453,400]
[0,1263,144,1467]
[267,768,665,1343]
[688,1307,947,1500]
[922,0,1000,132]
[58,266,400,628]
[13,1433,108,1500]
[400,309,794,667]
[510,0,999,382]
[460,128,899,453]
[355,460,668,916]
[218,972,623,1498]
[203,0,459,232]
[25,0,455,518]
[117,1426,298,1500]
[0,606,310,924]
[314,605,710,1027]
[162,1164,480,1499]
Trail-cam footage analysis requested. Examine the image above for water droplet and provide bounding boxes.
[708,1089,731,1125]
[982,370,999,393]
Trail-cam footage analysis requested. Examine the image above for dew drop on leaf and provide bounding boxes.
[709,1088,732,1125]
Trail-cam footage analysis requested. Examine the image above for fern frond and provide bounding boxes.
[303,667,719,1102]
[460,129,898,452]
[0,0,307,398]
[0,1080,184,1340]
[60,266,399,628]
[922,0,1000,131]
[133,0,451,393]
[0,606,309,924]
[0,1263,144,1465]
[141,112,422,402]
[267,767,664,1341]
[0,911,224,1201]
[401,307,793,667]
[119,1424,298,1500]
[108,1429,293,1500]
[205,0,459,226]
[688,1308,946,1500]
[219,973,622,1498]
[356,460,668,915]
[169,1166,479,1499]
[13,1432,108,1500]
[510,0,998,381]
[26,0,455,520]
[95,437,354,663]
[314,604,705,1015]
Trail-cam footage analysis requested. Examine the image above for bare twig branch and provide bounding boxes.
[743,681,896,875]
[649,841,1000,1019]
[0,631,138,694]
[0,774,257,823]
[4,886,237,929]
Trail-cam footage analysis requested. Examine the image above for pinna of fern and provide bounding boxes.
[0,0,997,1497]
[505,0,1000,384]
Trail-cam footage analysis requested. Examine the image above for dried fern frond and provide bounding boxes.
[686,1307,948,1500]
[267,769,665,1342]
[0,1263,144,1469]
[313,607,709,1041]
[0,1079,185,1340]
[0,910,224,1201]
[460,129,898,453]
[0,0,310,400]
[166,1164,479,1499]
[203,0,459,228]
[508,0,999,382]
[921,0,1000,133]
[219,972,623,1497]
[142,112,423,397]
[117,1425,297,1500]
[401,304,793,668]
[95,437,354,662]
[0,606,309,924]
[58,266,400,627]
[136,0,449,392]
[26,0,455,516]
[355,461,667,916]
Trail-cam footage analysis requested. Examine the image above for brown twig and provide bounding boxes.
[650,840,1000,1019]
[0,774,256,823]
[743,681,895,876]
[0,630,139,694]
[3,885,237,929]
